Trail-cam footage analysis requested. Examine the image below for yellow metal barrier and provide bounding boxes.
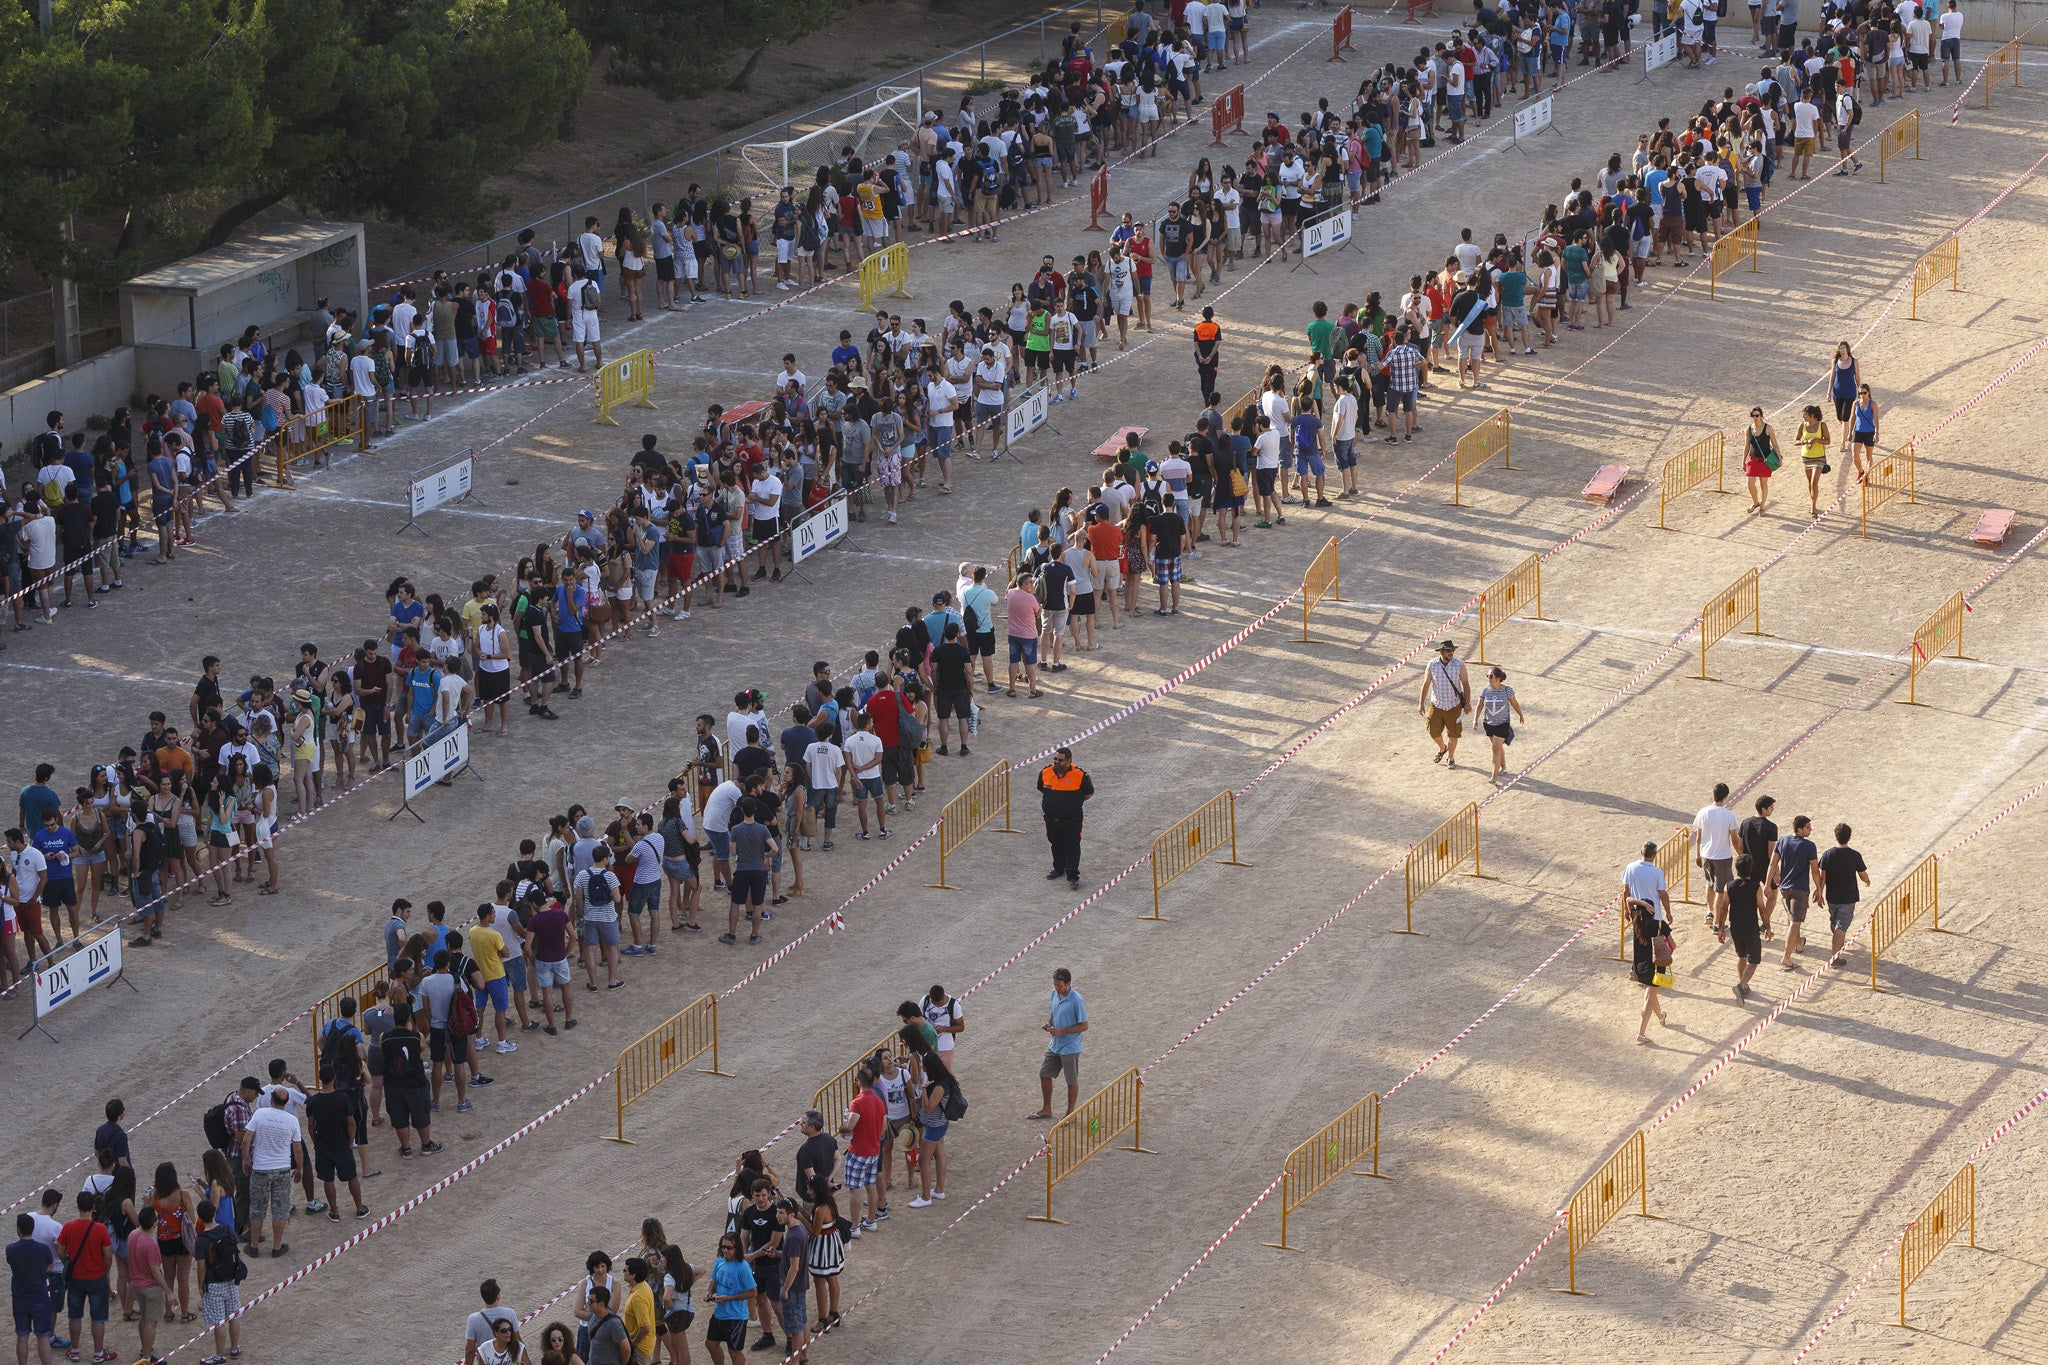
[1657,431,1726,528]
[1904,589,1968,707]
[1908,238,1960,321]
[1450,408,1512,506]
[1560,1129,1654,1294]
[309,959,389,1074]
[1694,567,1766,681]
[1027,1067,1154,1223]
[1300,536,1344,641]
[1400,802,1481,936]
[594,348,657,426]
[925,759,1015,889]
[275,395,368,483]
[1147,791,1252,919]
[606,992,732,1143]
[1106,13,1129,46]
[1264,1091,1390,1250]
[1868,854,1942,990]
[1900,1164,1975,1327]
[1616,829,1694,960]
[1708,217,1759,299]
[1985,38,2020,106]
[857,243,911,309]
[1475,554,1547,662]
[1877,109,1921,183]
[1860,439,1918,537]
[811,1028,904,1125]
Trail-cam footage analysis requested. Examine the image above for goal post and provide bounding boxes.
[739,86,923,195]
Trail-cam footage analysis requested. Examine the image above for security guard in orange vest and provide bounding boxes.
[1036,747,1094,889]
[1192,306,1222,401]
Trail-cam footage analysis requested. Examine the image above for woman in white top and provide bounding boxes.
[473,603,514,735]
[1135,74,1161,153]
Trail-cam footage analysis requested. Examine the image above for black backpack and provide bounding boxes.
[203,1099,233,1152]
[201,1225,247,1285]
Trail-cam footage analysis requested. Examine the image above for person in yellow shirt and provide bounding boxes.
[467,905,516,1055]
[621,1256,659,1365]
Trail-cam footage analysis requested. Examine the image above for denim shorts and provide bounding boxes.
[536,957,572,987]
[65,1276,109,1324]
[581,918,620,947]
[1008,635,1039,666]
[706,828,732,862]
[503,955,527,992]
[627,880,661,917]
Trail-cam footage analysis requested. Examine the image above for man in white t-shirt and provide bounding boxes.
[969,348,1007,450]
[576,217,606,291]
[1834,88,1863,175]
[1692,781,1743,927]
[1789,96,1819,178]
[923,373,958,487]
[1622,842,1672,926]
[1938,0,1965,85]
[841,712,888,840]
[242,1089,303,1256]
[1203,0,1228,69]
[748,467,784,581]
[802,731,846,850]
[701,775,746,889]
[566,265,603,371]
[1330,376,1361,498]
[20,504,57,623]
[1905,10,1933,88]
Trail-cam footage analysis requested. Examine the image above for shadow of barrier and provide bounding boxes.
[275,395,369,482]
[1557,1128,1655,1295]
[1300,536,1343,641]
[1450,409,1512,506]
[594,349,658,426]
[1657,430,1726,528]
[1909,238,1959,320]
[1694,566,1766,681]
[1027,1067,1153,1223]
[1904,588,1967,707]
[309,959,388,1074]
[1878,109,1922,182]
[1263,1090,1389,1251]
[1899,1164,1976,1326]
[1147,790,1251,920]
[1475,553,1546,663]
[926,759,1017,889]
[1708,218,1759,299]
[812,1028,905,1124]
[606,992,731,1143]
[1615,829,1694,960]
[1400,802,1482,936]
[1868,854,1944,990]
[1862,439,1918,537]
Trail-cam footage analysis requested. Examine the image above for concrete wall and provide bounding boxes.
[0,347,138,483]
[1961,0,2048,42]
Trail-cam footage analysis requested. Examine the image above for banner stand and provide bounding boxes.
[398,448,485,537]
[1637,33,1679,86]
[786,493,851,585]
[1503,96,1564,156]
[1292,206,1364,275]
[19,928,139,1044]
[389,722,480,822]
[1002,382,1059,463]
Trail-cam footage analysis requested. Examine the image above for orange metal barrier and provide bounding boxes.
[1861,439,1918,537]
[1401,803,1481,935]
[274,395,368,483]
[1404,0,1436,20]
[1908,238,1959,320]
[926,759,1015,889]
[811,1028,904,1124]
[1694,567,1765,681]
[1148,791,1251,920]
[606,992,731,1143]
[1615,829,1694,960]
[1560,1129,1654,1294]
[1027,1067,1154,1223]
[1085,167,1111,232]
[1903,589,1967,707]
[1868,854,1942,990]
[1450,409,1511,506]
[1301,536,1344,641]
[1985,38,2020,106]
[1475,554,1546,663]
[1330,4,1354,59]
[1210,83,1246,145]
[1657,431,1726,528]
[1264,1091,1389,1250]
[1877,109,1922,183]
[1708,217,1759,298]
[1899,1164,1975,1326]
[309,959,388,1074]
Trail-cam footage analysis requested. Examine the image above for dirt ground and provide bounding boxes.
[5,17,2048,1365]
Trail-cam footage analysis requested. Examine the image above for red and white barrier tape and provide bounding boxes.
[1948,17,2048,125]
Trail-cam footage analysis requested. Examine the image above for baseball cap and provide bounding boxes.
[577,508,595,520]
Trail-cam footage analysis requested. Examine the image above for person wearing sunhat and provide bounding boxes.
[1418,639,1473,767]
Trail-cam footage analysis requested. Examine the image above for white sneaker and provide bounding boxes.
[496,1040,517,1054]
[908,1197,933,1208]
[934,1189,946,1199]
[671,607,691,620]
[886,512,898,523]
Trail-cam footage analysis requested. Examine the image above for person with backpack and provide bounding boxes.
[378,1002,440,1157]
[202,1080,258,1247]
[191,1199,244,1364]
[566,264,604,373]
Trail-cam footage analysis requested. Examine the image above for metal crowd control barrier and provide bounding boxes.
[1147,791,1251,919]
[1868,854,1943,990]
[1984,38,2020,107]
[1899,1164,1975,1327]
[1908,239,1959,320]
[1657,431,1726,528]
[1708,218,1759,298]
[1264,1091,1389,1250]
[594,348,657,426]
[1450,409,1512,506]
[1085,166,1111,231]
[606,992,731,1143]
[856,242,910,309]
[275,395,368,483]
[1877,109,1922,183]
[811,1028,902,1123]
[1300,536,1344,641]
[1558,1129,1654,1294]
[1694,567,1766,681]
[1475,554,1546,663]
[1210,83,1247,145]
[1861,439,1918,536]
[1615,829,1693,960]
[1027,1067,1154,1223]
[1903,589,1968,707]
[926,759,1015,888]
[1329,4,1354,60]
[1105,13,1128,46]
[309,959,388,1074]
[1400,803,1481,935]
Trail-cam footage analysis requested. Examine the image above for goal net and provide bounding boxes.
[738,86,923,197]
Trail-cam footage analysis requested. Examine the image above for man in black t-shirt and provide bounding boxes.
[1735,795,1778,917]
[1148,505,1186,615]
[378,1004,440,1156]
[737,1178,783,1350]
[1817,823,1869,966]
[930,621,976,756]
[1036,556,1075,673]
[794,1110,839,1209]
[305,1066,367,1221]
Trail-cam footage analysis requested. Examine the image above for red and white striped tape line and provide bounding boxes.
[1948,16,2048,125]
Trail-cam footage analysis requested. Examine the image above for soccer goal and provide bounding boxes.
[738,86,923,196]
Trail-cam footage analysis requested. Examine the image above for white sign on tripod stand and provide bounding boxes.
[399,448,483,535]
[1640,32,1678,82]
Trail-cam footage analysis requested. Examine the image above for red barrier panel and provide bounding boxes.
[1331,6,1355,59]
[1210,84,1246,145]
[1404,0,1435,21]
[1086,167,1111,231]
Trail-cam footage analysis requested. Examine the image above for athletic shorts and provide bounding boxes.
[969,628,995,658]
